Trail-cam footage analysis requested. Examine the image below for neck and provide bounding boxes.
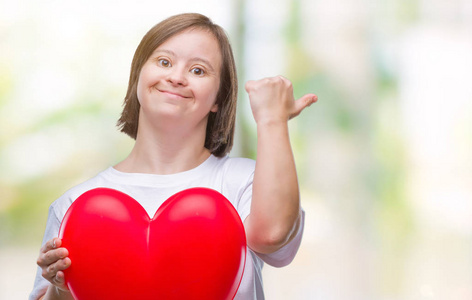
[115,112,212,175]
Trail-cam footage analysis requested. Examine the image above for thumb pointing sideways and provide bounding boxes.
[290,94,318,120]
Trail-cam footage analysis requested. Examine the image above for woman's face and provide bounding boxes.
[136,28,222,132]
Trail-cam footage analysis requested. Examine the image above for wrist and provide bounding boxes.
[256,120,291,145]
[46,285,72,300]
[255,117,288,128]
[55,286,71,295]
[256,120,289,138]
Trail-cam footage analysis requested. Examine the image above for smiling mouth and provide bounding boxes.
[157,89,190,99]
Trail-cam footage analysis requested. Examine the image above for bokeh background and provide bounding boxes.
[1,0,471,299]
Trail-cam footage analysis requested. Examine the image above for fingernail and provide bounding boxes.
[53,239,56,248]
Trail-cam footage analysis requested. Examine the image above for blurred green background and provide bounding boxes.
[1,0,471,299]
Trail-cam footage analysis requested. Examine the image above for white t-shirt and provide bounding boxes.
[29,155,304,300]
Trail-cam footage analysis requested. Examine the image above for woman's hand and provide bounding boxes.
[36,238,71,292]
[245,76,317,124]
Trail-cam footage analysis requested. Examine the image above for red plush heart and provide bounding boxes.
[59,187,246,300]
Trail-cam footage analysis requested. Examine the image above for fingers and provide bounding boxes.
[51,269,70,291]
[37,237,71,290]
[53,270,67,287]
[245,76,292,93]
[38,245,69,267]
[290,94,318,119]
[40,237,61,255]
[42,257,71,289]
[44,257,71,277]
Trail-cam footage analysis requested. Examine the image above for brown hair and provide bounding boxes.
[117,13,238,157]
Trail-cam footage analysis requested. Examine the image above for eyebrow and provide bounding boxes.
[153,49,216,73]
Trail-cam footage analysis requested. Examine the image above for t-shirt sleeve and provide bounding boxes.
[254,209,305,268]
[230,158,305,268]
[29,204,62,300]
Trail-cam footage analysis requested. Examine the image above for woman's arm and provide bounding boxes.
[244,76,317,254]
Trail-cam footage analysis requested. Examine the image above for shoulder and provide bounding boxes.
[208,155,255,203]
[50,168,113,221]
[208,155,256,188]
[211,155,255,176]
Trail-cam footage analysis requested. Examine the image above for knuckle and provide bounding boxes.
[46,239,53,250]
[257,78,268,86]
[274,76,291,88]
[59,258,68,269]
[47,264,55,274]
[278,76,291,87]
[44,251,52,262]
[52,274,61,285]
[245,81,254,91]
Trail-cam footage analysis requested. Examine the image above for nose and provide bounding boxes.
[166,67,187,86]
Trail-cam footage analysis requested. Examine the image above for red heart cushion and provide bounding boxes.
[59,187,247,300]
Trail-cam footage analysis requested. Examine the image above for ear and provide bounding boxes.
[210,103,218,113]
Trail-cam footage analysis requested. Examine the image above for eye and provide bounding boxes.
[190,67,205,76]
[158,59,171,68]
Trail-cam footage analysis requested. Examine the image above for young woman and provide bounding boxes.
[31,13,317,300]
